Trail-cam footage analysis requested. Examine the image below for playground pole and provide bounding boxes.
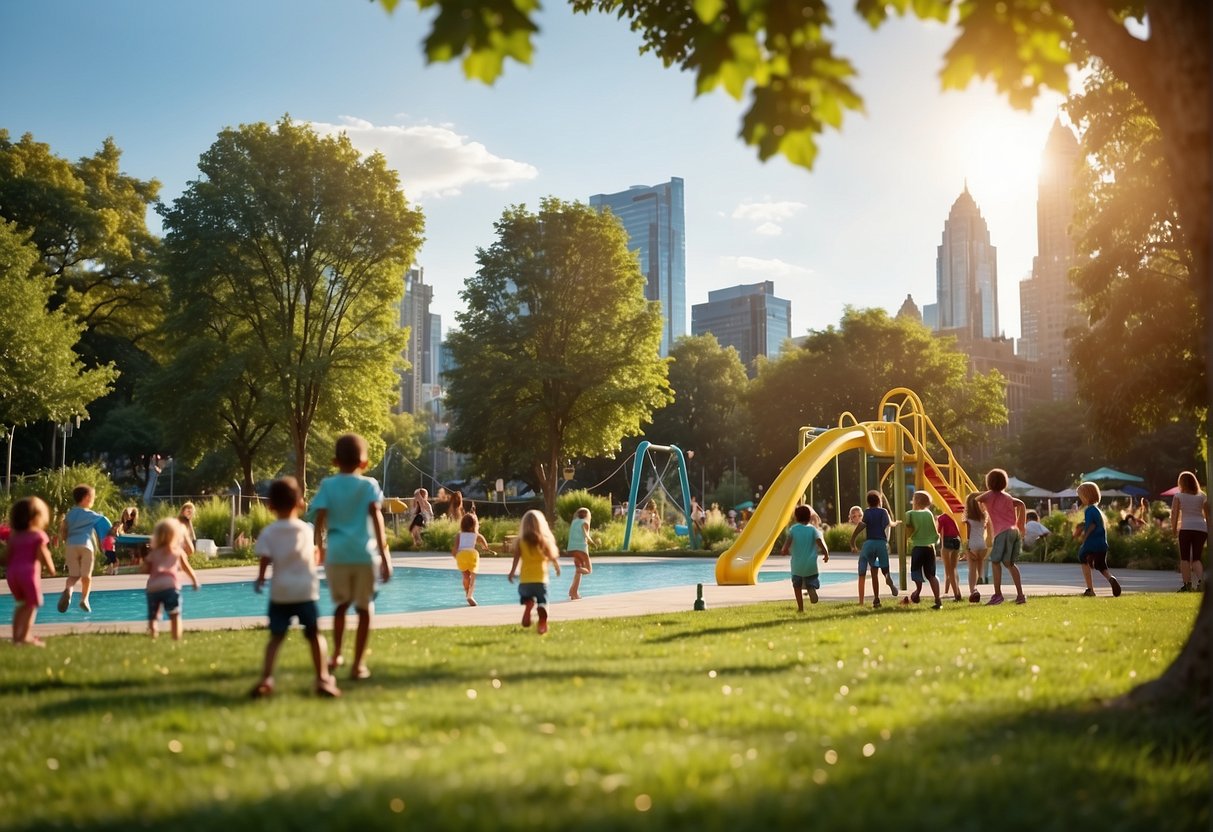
[893,428,907,591]
[834,455,841,525]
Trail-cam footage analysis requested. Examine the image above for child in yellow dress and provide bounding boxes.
[451,513,489,606]
[507,510,562,634]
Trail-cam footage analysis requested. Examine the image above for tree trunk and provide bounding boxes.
[292,424,308,494]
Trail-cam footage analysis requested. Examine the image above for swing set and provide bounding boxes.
[620,441,700,550]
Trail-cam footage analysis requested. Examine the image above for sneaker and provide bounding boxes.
[537,620,549,635]
[1082,588,1096,597]
[57,590,71,614]
[986,594,1004,606]
[79,598,91,613]
[910,589,921,604]
[1109,576,1122,598]
[872,598,881,609]
[885,576,899,597]
[521,607,532,627]
[969,590,981,604]
[1014,595,1026,605]
[953,594,963,602]
[931,600,943,610]
[1178,583,1192,593]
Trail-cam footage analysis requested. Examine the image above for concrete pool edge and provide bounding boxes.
[2,553,1184,638]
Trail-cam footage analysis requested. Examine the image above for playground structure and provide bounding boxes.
[621,441,698,550]
[715,388,977,585]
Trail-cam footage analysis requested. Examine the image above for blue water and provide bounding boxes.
[7,561,849,623]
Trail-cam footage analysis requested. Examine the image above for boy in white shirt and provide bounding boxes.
[1023,510,1050,550]
[251,477,340,698]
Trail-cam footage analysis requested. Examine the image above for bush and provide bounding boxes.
[698,516,735,549]
[192,498,236,544]
[555,490,613,528]
[1,464,122,529]
[825,524,856,553]
[421,517,460,552]
[235,502,275,541]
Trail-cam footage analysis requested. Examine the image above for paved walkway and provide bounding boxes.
[3,552,1184,639]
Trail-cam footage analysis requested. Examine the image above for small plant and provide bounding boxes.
[825,523,856,553]
[555,489,613,527]
[421,516,459,552]
[697,515,735,548]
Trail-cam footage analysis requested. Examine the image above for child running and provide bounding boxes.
[6,497,56,646]
[904,491,943,609]
[963,493,990,603]
[145,518,200,640]
[1171,470,1208,592]
[780,504,829,612]
[976,469,1027,606]
[850,490,899,608]
[452,513,489,606]
[1076,481,1123,598]
[937,508,962,602]
[58,484,112,613]
[408,488,432,548]
[507,510,562,634]
[101,524,119,575]
[311,433,392,681]
[252,477,340,698]
[566,507,595,600]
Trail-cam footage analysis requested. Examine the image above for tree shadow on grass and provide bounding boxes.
[26,696,1207,832]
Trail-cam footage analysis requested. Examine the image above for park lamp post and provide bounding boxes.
[382,443,400,498]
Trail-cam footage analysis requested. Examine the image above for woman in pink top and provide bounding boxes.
[6,497,56,646]
[976,469,1027,606]
[144,518,200,641]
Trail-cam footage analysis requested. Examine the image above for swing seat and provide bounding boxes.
[674,524,689,536]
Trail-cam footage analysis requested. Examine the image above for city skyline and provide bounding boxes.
[0,0,1067,341]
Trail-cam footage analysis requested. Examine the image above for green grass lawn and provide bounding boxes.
[1,596,1207,831]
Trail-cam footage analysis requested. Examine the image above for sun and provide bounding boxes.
[954,104,1052,205]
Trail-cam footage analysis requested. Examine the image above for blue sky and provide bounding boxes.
[1,0,1066,340]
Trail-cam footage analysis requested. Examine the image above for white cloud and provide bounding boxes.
[753,221,783,237]
[731,198,807,224]
[719,255,813,279]
[309,116,538,199]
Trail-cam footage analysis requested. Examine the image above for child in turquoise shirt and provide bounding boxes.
[781,505,829,612]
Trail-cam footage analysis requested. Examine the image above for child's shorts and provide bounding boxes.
[147,587,182,619]
[941,536,962,551]
[988,529,1021,564]
[6,568,42,608]
[455,549,479,573]
[910,545,937,582]
[791,574,820,591]
[268,600,320,637]
[326,564,376,610]
[1081,549,1109,572]
[66,544,95,578]
[858,539,890,573]
[103,548,118,565]
[518,582,548,606]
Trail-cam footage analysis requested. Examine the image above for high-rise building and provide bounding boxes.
[691,281,791,376]
[589,177,686,355]
[1019,119,1082,399]
[931,185,999,339]
[398,266,432,414]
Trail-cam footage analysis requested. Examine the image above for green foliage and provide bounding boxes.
[1067,63,1203,447]
[824,522,855,553]
[554,488,613,527]
[159,117,424,491]
[444,197,670,517]
[421,516,460,552]
[1030,509,1179,571]
[648,335,748,490]
[0,220,117,429]
[190,498,238,544]
[743,308,1006,487]
[0,130,163,342]
[0,463,121,527]
[697,513,735,548]
[0,597,1203,830]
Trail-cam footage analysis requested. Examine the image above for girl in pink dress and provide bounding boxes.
[6,497,57,646]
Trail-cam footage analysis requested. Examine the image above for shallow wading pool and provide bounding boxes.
[5,560,851,624]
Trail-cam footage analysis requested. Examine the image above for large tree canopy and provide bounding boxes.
[159,117,424,491]
[444,197,671,518]
[743,307,1007,489]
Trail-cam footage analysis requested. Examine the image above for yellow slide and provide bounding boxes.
[715,426,878,585]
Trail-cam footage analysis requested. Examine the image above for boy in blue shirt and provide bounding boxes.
[1076,481,1122,598]
[849,490,899,608]
[57,484,112,613]
[781,505,830,612]
[310,434,392,681]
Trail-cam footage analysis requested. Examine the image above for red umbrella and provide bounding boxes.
[1161,486,1181,497]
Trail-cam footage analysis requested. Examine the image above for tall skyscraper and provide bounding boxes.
[931,185,999,339]
[1019,119,1082,399]
[398,266,432,414]
[691,281,791,377]
[589,177,686,355]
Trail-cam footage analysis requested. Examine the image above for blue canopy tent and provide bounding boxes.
[1080,467,1145,486]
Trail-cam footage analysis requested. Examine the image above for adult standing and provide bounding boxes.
[447,490,465,524]
[176,502,197,555]
[1171,471,1208,592]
